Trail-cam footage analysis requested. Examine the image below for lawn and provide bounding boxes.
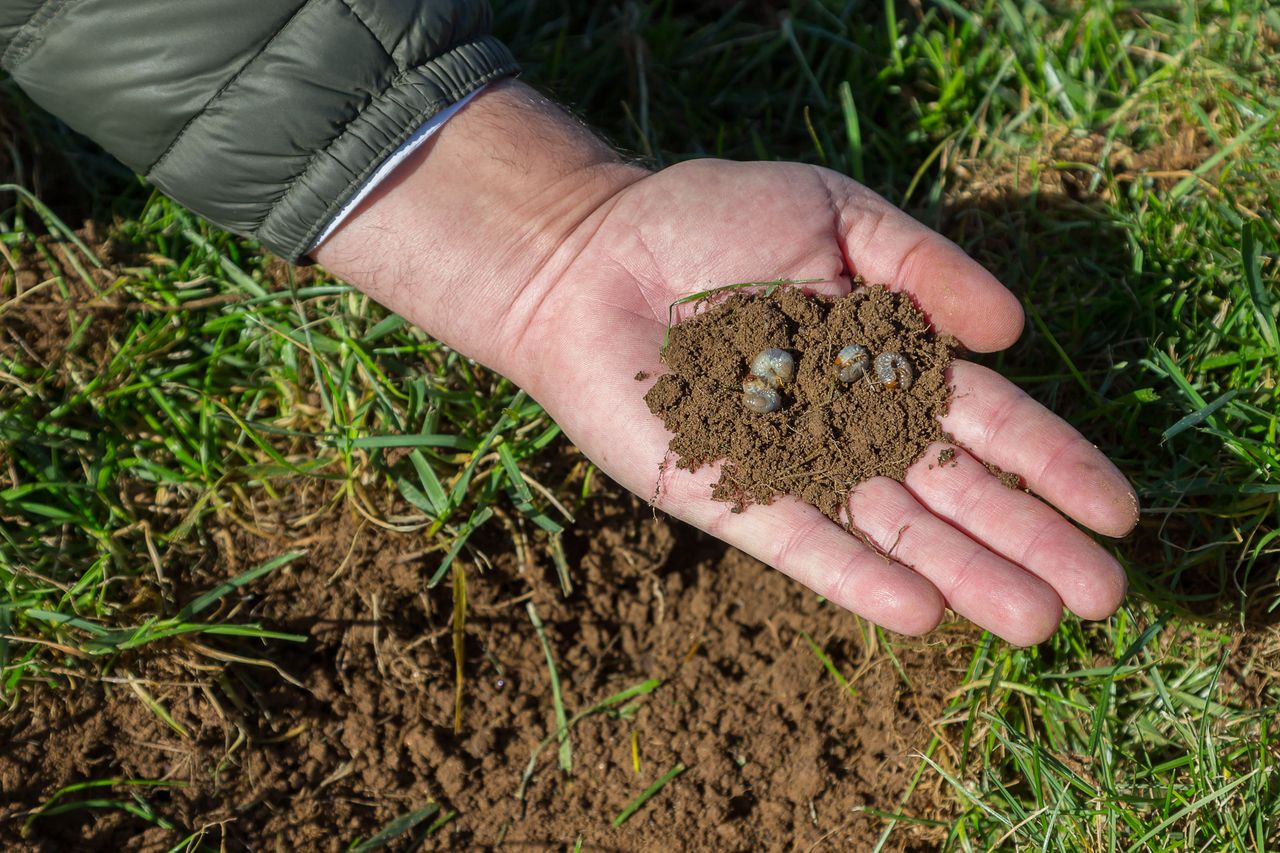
[2,0,1278,849]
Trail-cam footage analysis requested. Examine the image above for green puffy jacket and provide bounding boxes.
[0,1,517,261]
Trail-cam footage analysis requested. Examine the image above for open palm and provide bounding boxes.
[503,160,1137,645]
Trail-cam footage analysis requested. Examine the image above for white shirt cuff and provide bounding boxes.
[308,85,488,252]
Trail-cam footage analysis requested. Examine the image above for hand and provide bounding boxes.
[317,82,1138,645]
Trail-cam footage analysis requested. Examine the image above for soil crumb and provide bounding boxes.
[985,461,1026,491]
[645,283,956,520]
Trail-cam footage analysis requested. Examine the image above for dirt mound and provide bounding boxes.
[646,284,955,520]
[0,487,969,851]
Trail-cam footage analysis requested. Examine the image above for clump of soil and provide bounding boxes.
[645,283,956,520]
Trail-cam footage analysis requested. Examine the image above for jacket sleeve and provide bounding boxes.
[0,1,518,261]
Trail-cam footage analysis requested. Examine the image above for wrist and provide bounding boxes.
[312,80,646,377]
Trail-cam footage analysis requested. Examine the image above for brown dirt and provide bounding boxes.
[984,462,1025,491]
[0,484,971,851]
[1,234,969,850]
[945,124,1222,220]
[0,235,123,370]
[645,283,955,521]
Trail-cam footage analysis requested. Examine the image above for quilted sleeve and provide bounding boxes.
[0,0,519,261]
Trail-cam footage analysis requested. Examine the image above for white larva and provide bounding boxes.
[835,344,870,383]
[749,348,795,388]
[742,374,782,413]
[874,352,913,390]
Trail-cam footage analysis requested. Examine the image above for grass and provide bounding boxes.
[346,803,450,852]
[527,599,573,774]
[516,676,662,801]
[802,629,861,697]
[0,190,575,694]
[3,0,1279,847]
[612,762,688,827]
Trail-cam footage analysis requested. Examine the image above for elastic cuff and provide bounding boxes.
[257,35,518,263]
[306,83,490,255]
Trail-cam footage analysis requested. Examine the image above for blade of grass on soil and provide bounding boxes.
[800,631,858,697]
[526,601,571,774]
[612,762,687,827]
[517,677,662,800]
[452,561,466,734]
[22,779,182,834]
[347,803,439,853]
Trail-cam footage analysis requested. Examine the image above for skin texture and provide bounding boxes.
[316,80,1139,646]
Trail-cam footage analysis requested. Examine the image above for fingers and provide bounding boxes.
[942,362,1140,537]
[903,443,1127,620]
[821,170,1024,352]
[847,478,1064,646]
[654,463,946,637]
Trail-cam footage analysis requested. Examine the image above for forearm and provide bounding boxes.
[312,80,646,378]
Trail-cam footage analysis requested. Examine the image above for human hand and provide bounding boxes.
[503,159,1137,645]
[317,82,1138,646]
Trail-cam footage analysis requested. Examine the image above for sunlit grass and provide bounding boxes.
[0,189,577,703]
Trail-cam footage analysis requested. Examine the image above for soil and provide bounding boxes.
[0,483,971,851]
[0,235,122,370]
[645,284,956,521]
[1,235,971,851]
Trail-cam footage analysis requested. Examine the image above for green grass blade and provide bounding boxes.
[526,601,571,774]
[350,434,476,451]
[428,507,493,588]
[23,609,111,637]
[517,678,661,800]
[838,81,864,182]
[22,778,179,833]
[612,763,686,827]
[178,551,304,620]
[800,631,857,697]
[1161,389,1239,442]
[1241,222,1278,353]
[348,803,440,852]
